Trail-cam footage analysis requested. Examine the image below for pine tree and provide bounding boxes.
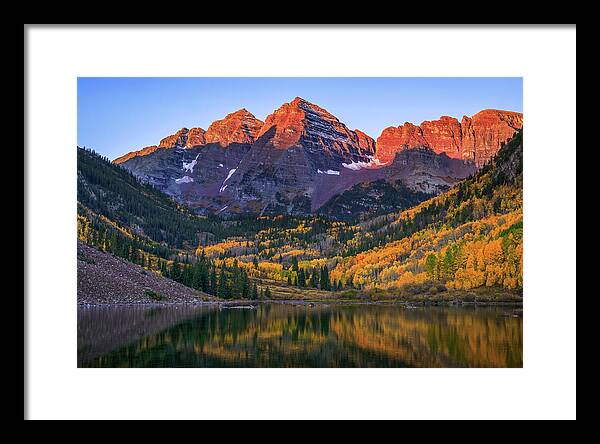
[170,259,181,282]
[320,265,330,290]
[230,259,241,297]
[310,268,319,288]
[297,268,306,287]
[181,263,192,286]
[210,267,217,295]
[217,264,228,299]
[241,270,250,299]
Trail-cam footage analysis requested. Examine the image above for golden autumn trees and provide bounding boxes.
[327,211,523,292]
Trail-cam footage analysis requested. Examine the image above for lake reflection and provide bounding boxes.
[78,303,522,368]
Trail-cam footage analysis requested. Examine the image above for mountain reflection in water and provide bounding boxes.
[78,303,522,368]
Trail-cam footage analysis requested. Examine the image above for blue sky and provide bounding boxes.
[78,77,522,160]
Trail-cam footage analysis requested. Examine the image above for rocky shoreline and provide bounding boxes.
[77,242,214,305]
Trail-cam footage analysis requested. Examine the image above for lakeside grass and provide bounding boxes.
[259,279,522,304]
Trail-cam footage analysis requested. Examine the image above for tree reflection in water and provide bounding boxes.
[78,304,522,368]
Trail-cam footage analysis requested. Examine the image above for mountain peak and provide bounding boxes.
[229,108,254,117]
[186,127,207,148]
[255,97,375,162]
[291,96,307,104]
[154,127,209,150]
[158,128,190,149]
[205,108,264,146]
[289,97,337,119]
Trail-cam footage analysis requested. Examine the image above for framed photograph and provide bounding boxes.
[25,24,576,420]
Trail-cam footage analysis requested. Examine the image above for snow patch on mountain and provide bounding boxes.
[175,176,194,184]
[183,153,201,173]
[219,167,238,193]
[341,157,388,171]
[224,168,236,183]
[317,169,340,176]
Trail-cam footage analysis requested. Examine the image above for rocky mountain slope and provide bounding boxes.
[112,98,521,217]
[77,241,211,305]
[318,179,431,221]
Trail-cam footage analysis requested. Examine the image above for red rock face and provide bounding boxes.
[256,97,375,158]
[355,129,376,156]
[204,109,264,146]
[156,126,207,149]
[376,109,523,167]
[420,116,463,159]
[376,123,429,164]
[460,109,524,166]
[185,127,206,148]
[113,145,160,164]
[255,97,307,148]
[159,128,189,149]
